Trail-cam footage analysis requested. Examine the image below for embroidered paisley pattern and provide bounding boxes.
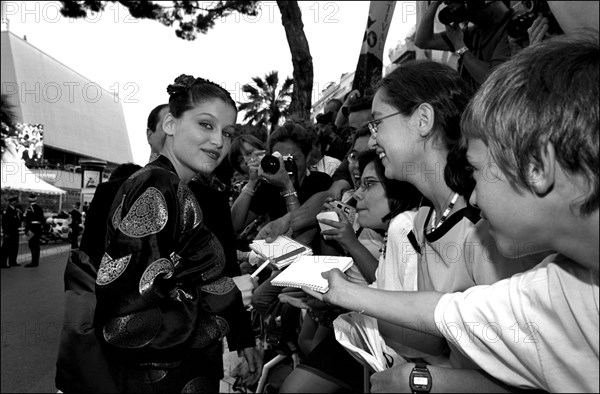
[119,187,168,238]
[200,235,226,281]
[190,315,230,348]
[103,308,162,348]
[181,376,215,393]
[97,253,131,285]
[111,200,123,229]
[139,258,175,296]
[178,182,202,232]
[144,369,168,383]
[201,277,236,295]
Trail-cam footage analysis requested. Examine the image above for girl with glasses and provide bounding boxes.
[301,60,544,392]
[279,150,423,393]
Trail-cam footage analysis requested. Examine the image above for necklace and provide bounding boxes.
[379,231,389,259]
[429,192,459,233]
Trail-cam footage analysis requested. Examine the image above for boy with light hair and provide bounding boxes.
[307,33,599,392]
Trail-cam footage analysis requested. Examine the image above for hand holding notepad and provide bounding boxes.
[271,255,354,293]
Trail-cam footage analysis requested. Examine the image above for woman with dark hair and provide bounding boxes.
[279,151,424,393]
[228,133,266,233]
[300,60,543,391]
[231,122,332,239]
[229,133,266,177]
[94,75,260,392]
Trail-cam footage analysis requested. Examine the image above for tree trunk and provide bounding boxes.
[276,1,313,121]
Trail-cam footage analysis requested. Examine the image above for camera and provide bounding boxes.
[332,200,357,227]
[316,112,335,125]
[506,1,562,40]
[438,0,488,26]
[438,1,469,25]
[261,154,296,178]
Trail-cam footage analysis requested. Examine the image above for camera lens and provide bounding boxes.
[507,11,537,39]
[438,3,469,25]
[260,154,280,174]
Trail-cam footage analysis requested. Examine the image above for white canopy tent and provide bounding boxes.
[1,148,66,209]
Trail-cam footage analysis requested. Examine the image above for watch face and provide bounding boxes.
[410,371,432,392]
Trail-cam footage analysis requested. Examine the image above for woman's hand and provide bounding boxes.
[301,268,352,307]
[246,149,265,184]
[319,204,358,251]
[278,287,330,310]
[256,214,292,242]
[370,361,413,393]
[527,15,549,46]
[240,345,263,386]
[445,22,466,50]
[232,274,258,307]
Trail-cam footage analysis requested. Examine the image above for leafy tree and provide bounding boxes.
[239,71,292,133]
[59,0,314,120]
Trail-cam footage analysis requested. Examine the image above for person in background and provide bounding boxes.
[78,163,143,268]
[24,193,44,268]
[69,202,82,249]
[56,162,143,393]
[231,122,332,241]
[1,196,21,268]
[306,126,342,177]
[280,151,423,393]
[146,103,170,162]
[256,98,375,246]
[415,0,513,88]
[315,98,343,128]
[228,133,266,215]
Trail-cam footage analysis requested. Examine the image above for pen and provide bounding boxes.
[250,259,272,279]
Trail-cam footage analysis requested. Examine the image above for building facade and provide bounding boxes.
[1,30,133,208]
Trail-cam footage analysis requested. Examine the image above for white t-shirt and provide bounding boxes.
[373,210,418,291]
[311,155,342,177]
[435,254,599,392]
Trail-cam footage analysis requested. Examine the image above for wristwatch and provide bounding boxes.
[455,46,469,59]
[409,363,432,393]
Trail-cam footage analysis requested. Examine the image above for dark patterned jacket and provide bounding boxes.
[96,155,252,365]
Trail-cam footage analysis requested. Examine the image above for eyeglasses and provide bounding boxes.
[356,178,382,192]
[367,111,403,137]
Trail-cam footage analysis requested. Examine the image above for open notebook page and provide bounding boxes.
[271,255,354,293]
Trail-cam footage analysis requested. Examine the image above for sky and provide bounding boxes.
[2,1,416,165]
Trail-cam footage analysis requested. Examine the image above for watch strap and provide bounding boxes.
[455,46,469,58]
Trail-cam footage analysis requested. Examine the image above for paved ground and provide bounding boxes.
[0,236,244,393]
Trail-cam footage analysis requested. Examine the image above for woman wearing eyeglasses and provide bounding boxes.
[279,150,424,393]
[300,60,544,392]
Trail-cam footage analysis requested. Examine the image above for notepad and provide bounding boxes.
[271,255,354,293]
[249,235,313,269]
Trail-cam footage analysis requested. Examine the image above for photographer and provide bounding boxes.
[230,122,333,238]
[415,0,513,88]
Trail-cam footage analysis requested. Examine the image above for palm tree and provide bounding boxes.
[239,71,293,134]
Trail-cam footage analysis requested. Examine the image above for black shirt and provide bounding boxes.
[250,171,333,221]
